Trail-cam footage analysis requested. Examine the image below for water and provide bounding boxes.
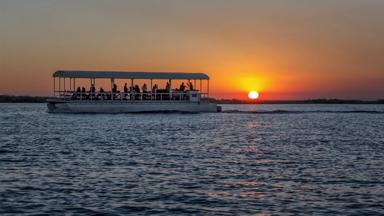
[1,103,384,215]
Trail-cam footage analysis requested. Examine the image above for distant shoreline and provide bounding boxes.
[0,95,50,103]
[1,95,383,104]
[209,98,384,104]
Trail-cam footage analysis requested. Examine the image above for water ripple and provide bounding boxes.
[0,103,384,215]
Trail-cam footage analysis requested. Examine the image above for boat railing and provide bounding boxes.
[54,90,209,102]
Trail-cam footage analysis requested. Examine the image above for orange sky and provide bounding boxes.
[1,0,384,100]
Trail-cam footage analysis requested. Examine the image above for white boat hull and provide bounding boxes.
[47,100,220,113]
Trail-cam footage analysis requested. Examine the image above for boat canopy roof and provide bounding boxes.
[53,70,209,80]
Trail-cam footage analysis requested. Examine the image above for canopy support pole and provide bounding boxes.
[169,79,172,99]
[207,79,210,97]
[131,78,134,100]
[150,79,153,101]
[90,78,92,101]
[111,78,114,101]
[53,77,55,97]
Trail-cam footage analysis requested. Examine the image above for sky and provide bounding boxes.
[1,0,383,100]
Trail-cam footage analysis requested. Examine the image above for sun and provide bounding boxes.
[248,90,259,99]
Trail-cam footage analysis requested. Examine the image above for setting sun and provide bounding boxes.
[248,91,259,100]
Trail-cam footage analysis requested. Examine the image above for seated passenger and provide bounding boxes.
[72,87,81,100]
[98,87,105,100]
[134,85,140,93]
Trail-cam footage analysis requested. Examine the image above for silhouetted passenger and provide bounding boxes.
[76,86,81,99]
[165,82,172,100]
[152,84,158,93]
[89,84,96,99]
[112,84,117,93]
[111,83,118,99]
[134,85,140,100]
[188,82,194,91]
[151,84,158,100]
[129,86,134,100]
[180,82,186,91]
[123,83,128,99]
[124,83,128,93]
[141,84,148,100]
[134,85,140,93]
[142,84,147,93]
[98,87,105,100]
[90,84,95,93]
[72,87,81,100]
[81,87,86,100]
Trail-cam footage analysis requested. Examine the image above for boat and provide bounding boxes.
[47,70,221,113]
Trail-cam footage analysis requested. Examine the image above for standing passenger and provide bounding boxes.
[165,82,172,100]
[124,83,128,99]
[124,83,128,93]
[142,84,148,100]
[179,82,186,91]
[90,84,96,99]
[75,87,81,100]
[81,86,86,100]
[142,84,147,93]
[188,82,194,91]
[152,84,158,100]
[134,85,140,100]
[152,84,158,93]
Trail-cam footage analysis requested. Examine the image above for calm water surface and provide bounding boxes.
[1,103,384,215]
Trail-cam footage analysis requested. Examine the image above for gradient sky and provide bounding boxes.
[1,0,383,99]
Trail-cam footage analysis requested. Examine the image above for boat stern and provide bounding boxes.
[46,99,69,113]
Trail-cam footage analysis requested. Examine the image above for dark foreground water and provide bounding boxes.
[1,103,384,215]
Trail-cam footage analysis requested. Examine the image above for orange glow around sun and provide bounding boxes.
[248,90,259,99]
[228,73,267,100]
